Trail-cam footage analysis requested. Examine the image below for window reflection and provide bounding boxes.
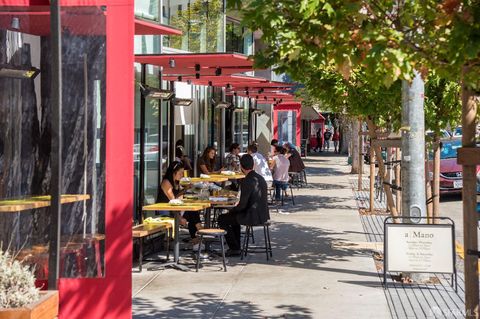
[163,0,225,53]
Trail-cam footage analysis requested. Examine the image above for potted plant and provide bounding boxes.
[0,250,58,319]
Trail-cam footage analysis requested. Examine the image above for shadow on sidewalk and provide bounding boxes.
[133,292,314,318]
[223,222,379,278]
[275,194,356,213]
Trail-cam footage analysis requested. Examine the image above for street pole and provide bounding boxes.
[369,144,375,212]
[460,79,479,318]
[358,119,363,191]
[401,71,427,222]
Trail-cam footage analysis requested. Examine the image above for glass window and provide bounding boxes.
[0,6,107,280]
[135,0,160,21]
[163,0,225,53]
[278,110,297,146]
[226,20,253,55]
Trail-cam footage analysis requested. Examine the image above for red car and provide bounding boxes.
[428,138,480,194]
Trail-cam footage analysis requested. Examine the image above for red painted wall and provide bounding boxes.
[1,0,135,317]
[58,1,134,318]
[273,103,301,146]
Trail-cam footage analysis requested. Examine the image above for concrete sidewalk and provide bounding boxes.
[132,154,391,318]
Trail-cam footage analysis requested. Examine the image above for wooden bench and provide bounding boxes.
[132,223,172,272]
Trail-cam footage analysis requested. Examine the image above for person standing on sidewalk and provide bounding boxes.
[323,129,332,151]
[218,154,270,256]
[332,128,340,154]
[316,128,323,152]
[269,146,290,201]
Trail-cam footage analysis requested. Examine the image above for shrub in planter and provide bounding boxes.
[0,250,58,319]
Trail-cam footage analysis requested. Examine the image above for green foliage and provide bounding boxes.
[228,0,475,130]
[0,250,40,308]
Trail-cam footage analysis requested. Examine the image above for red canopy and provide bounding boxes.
[134,53,254,77]
[134,19,182,35]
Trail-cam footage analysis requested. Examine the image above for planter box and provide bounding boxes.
[0,291,58,319]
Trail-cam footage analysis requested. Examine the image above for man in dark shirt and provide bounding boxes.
[218,154,270,256]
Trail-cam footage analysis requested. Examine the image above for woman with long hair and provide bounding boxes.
[198,146,222,174]
[157,161,203,249]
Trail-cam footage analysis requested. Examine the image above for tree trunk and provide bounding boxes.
[366,118,398,216]
[395,148,402,215]
[461,80,479,319]
[358,119,363,191]
[351,119,360,174]
[369,145,375,212]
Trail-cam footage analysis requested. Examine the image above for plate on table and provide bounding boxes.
[221,170,235,176]
[208,197,230,202]
[169,199,184,206]
[200,174,211,179]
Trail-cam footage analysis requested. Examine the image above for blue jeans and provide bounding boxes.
[273,180,288,200]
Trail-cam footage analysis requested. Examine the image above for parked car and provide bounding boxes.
[428,138,480,194]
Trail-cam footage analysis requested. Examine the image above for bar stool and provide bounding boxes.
[195,229,227,272]
[241,221,273,261]
[281,183,295,206]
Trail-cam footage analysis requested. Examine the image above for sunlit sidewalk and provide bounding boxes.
[132,153,390,318]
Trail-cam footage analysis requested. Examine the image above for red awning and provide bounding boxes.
[135,19,182,36]
[134,53,254,76]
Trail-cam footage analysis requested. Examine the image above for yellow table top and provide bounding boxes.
[142,202,210,211]
[0,194,91,213]
[181,176,229,184]
[184,198,238,207]
[209,173,246,180]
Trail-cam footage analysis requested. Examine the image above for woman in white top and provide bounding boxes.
[269,145,290,200]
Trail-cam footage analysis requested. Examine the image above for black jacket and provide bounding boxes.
[231,170,270,226]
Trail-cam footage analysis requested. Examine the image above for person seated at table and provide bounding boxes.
[247,144,273,183]
[218,154,270,256]
[283,142,305,173]
[157,161,203,249]
[225,143,241,172]
[269,145,290,201]
[175,144,192,173]
[198,146,223,175]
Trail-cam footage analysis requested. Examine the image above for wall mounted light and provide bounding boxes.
[195,64,201,72]
[195,73,200,79]
[232,106,244,112]
[178,76,182,82]
[226,83,232,89]
[169,58,176,68]
[213,100,232,109]
[139,83,174,100]
[215,68,222,76]
[187,79,192,85]
[11,17,20,30]
[208,81,213,87]
[175,98,193,106]
[0,64,40,79]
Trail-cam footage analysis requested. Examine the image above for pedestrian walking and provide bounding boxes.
[323,129,332,151]
[316,128,322,152]
[332,128,340,153]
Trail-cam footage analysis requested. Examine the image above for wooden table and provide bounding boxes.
[142,203,209,268]
[0,194,90,213]
[184,197,238,227]
[209,173,246,180]
[132,223,172,272]
[181,176,229,184]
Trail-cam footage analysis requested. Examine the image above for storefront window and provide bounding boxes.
[278,110,297,145]
[0,6,107,279]
[162,0,225,53]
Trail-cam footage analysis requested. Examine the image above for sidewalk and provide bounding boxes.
[132,153,391,318]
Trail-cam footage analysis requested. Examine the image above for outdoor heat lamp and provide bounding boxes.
[139,84,174,100]
[0,64,40,79]
[231,106,244,112]
[175,98,193,106]
[214,100,232,109]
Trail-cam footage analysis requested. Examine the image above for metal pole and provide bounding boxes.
[461,80,479,318]
[401,71,427,221]
[247,98,252,144]
[138,64,146,224]
[219,88,226,165]
[169,81,176,164]
[395,148,402,215]
[158,69,163,187]
[48,0,62,289]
